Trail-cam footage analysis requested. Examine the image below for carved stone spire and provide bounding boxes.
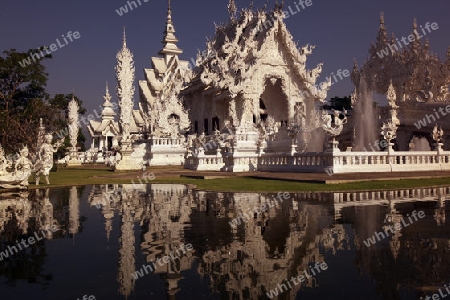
[116,28,135,140]
[159,0,183,63]
[377,12,388,45]
[228,0,237,20]
[387,80,397,107]
[102,81,116,120]
[410,18,421,52]
[104,81,112,103]
[68,94,79,151]
[122,27,127,48]
[380,11,385,27]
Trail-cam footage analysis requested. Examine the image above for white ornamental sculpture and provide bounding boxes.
[432,125,444,143]
[67,95,81,166]
[381,121,397,153]
[386,80,400,126]
[116,28,135,143]
[432,125,444,151]
[322,109,347,152]
[0,144,33,189]
[115,29,141,171]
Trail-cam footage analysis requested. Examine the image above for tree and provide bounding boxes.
[0,48,53,153]
[0,49,87,155]
[322,96,352,112]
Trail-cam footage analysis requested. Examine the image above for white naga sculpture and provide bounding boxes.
[34,134,64,185]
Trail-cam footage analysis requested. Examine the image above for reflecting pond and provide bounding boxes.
[0,184,450,300]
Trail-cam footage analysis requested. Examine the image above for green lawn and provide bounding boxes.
[21,167,450,192]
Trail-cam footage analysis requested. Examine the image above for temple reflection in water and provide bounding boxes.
[0,184,449,299]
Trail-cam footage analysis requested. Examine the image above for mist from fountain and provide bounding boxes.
[303,106,325,152]
[353,76,377,151]
[410,136,431,151]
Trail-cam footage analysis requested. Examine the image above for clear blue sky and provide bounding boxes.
[1,0,449,117]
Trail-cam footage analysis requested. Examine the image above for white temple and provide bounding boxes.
[87,82,120,154]
[82,1,450,174]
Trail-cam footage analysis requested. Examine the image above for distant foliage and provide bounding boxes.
[0,49,86,154]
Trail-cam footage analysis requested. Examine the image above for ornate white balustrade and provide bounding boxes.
[258,153,332,172]
[185,154,225,171]
[258,150,450,173]
[185,149,450,173]
[150,138,184,147]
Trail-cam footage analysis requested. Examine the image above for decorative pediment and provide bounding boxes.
[192,5,330,102]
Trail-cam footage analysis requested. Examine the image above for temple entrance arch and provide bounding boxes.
[259,77,289,125]
[168,113,180,137]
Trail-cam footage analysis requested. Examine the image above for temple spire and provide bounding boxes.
[102,81,115,119]
[228,0,237,19]
[122,27,127,48]
[159,0,183,62]
[377,12,388,44]
[103,81,112,105]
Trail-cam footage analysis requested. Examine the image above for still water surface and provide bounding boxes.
[0,184,449,300]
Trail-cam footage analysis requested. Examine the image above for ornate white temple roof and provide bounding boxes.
[184,3,330,102]
[353,13,450,103]
[138,0,191,138]
[87,82,142,138]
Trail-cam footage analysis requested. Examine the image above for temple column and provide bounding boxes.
[240,97,255,129]
[228,98,238,128]
[249,95,260,124]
